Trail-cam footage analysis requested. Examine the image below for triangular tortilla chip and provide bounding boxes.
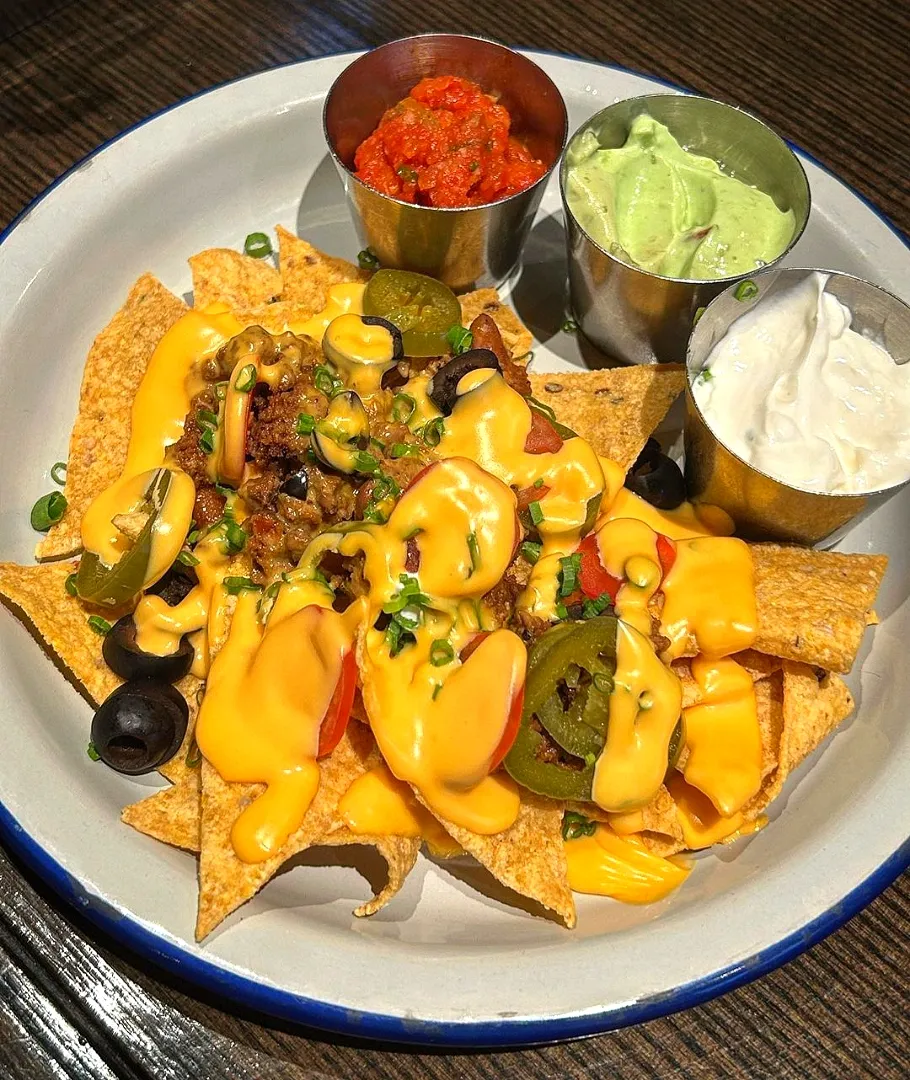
[189,248,281,310]
[569,783,684,849]
[196,721,384,939]
[459,289,533,359]
[318,828,420,917]
[528,366,686,469]
[420,791,576,927]
[37,276,188,559]
[276,225,368,310]
[121,767,201,853]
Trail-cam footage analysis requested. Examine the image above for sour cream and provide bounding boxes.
[692,272,910,494]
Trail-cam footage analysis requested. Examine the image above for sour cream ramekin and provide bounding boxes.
[685,267,910,546]
[559,94,811,365]
[323,34,567,293]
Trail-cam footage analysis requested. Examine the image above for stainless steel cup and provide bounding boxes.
[559,94,811,365]
[323,34,567,293]
[685,267,910,546]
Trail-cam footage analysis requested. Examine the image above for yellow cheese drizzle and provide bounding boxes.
[565,824,690,903]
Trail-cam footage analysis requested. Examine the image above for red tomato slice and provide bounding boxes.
[524,410,563,455]
[577,534,622,601]
[515,482,551,511]
[317,648,357,758]
[489,683,524,771]
[656,533,677,578]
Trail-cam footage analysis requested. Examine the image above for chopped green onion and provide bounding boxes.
[555,602,569,621]
[221,519,247,554]
[358,248,380,271]
[223,576,262,595]
[432,682,444,701]
[234,363,257,393]
[420,417,445,447]
[528,500,544,526]
[466,532,481,575]
[243,231,273,259]
[296,412,316,435]
[314,364,343,397]
[582,592,613,619]
[583,752,597,768]
[392,393,416,423]
[50,461,67,486]
[371,473,400,502]
[197,408,219,428]
[562,811,596,841]
[199,426,216,455]
[353,451,381,475]
[520,541,542,565]
[86,741,101,762]
[560,318,578,334]
[390,442,421,458]
[64,572,78,597]
[214,381,228,401]
[695,368,714,385]
[593,673,613,694]
[87,615,112,636]
[533,477,545,488]
[187,529,201,544]
[185,740,202,768]
[445,325,473,355]
[177,549,200,566]
[385,618,415,658]
[430,639,455,667]
[558,553,582,598]
[733,279,759,302]
[364,506,388,524]
[30,491,67,532]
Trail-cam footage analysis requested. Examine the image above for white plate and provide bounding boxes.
[0,52,907,1047]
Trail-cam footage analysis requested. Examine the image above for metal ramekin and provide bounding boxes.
[323,34,567,293]
[685,267,910,546]
[559,94,811,365]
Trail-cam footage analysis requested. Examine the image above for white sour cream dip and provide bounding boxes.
[692,272,910,494]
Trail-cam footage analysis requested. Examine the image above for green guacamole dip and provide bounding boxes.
[565,114,797,280]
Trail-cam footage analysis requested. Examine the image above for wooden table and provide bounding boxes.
[0,2,907,1076]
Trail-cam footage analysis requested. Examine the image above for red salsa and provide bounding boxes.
[353,75,547,208]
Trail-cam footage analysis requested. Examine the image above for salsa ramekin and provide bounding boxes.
[559,94,811,365]
[685,266,910,546]
[323,34,567,293]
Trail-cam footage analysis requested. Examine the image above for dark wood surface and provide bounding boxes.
[0,1,908,1076]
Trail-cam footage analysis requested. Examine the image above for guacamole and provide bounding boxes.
[565,114,796,279]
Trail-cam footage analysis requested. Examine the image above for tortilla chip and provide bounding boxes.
[121,768,201,853]
[196,721,382,939]
[189,248,281,310]
[317,828,420,917]
[459,289,533,359]
[752,546,887,673]
[423,792,576,927]
[743,661,853,818]
[276,226,368,311]
[569,784,683,848]
[673,649,782,709]
[37,276,188,559]
[528,366,686,469]
[233,303,328,339]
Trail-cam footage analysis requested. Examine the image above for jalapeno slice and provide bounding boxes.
[363,269,462,357]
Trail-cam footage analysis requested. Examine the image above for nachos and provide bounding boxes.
[0,229,886,939]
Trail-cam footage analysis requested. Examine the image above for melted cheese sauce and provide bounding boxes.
[666,772,749,849]
[682,656,762,816]
[565,824,690,902]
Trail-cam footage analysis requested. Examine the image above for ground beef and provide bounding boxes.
[171,403,215,487]
[483,556,532,629]
[247,371,327,466]
[241,472,282,513]
[193,485,226,530]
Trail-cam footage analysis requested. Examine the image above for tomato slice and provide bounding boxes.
[489,683,524,771]
[524,410,563,455]
[516,482,551,511]
[317,648,357,758]
[656,533,677,578]
[577,534,622,601]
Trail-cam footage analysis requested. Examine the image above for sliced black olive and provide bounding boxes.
[91,680,188,775]
[102,614,194,683]
[361,315,404,362]
[279,468,309,501]
[147,566,197,606]
[323,313,402,375]
[625,441,686,510]
[312,391,371,475]
[427,348,501,414]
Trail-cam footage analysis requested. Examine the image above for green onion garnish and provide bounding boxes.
[558,553,582,598]
[421,417,445,447]
[582,592,613,619]
[86,741,101,762]
[430,639,455,667]
[87,615,112,636]
[520,541,542,565]
[64,572,78,597]
[30,491,67,532]
[314,364,343,397]
[214,381,228,401]
[185,740,202,768]
[197,408,219,428]
[467,532,481,575]
[353,451,381,475]
[50,461,67,486]
[221,519,247,554]
[243,232,273,259]
[392,393,416,423]
[223,576,262,595]
[390,442,421,458]
[358,248,380,271]
[555,602,569,621]
[593,672,613,694]
[445,325,473,355]
[432,682,443,701]
[560,318,578,334]
[177,549,200,566]
[734,279,759,302]
[584,752,597,767]
[234,364,257,393]
[296,412,316,435]
[562,811,597,841]
[364,506,388,524]
[528,500,544,526]
[533,477,545,488]
[199,426,216,455]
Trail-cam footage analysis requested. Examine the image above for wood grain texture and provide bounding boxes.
[0,1,908,1077]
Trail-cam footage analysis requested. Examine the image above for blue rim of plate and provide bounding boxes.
[0,49,907,1049]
